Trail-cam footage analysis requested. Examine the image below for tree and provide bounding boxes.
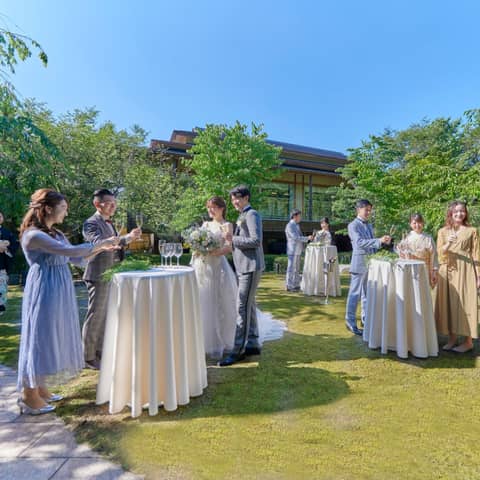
[0,26,47,79]
[332,113,480,236]
[174,122,283,229]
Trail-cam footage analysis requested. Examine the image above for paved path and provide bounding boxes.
[0,364,143,480]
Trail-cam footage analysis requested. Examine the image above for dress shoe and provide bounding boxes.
[245,346,261,356]
[84,358,101,370]
[17,398,56,416]
[218,353,246,367]
[345,324,363,336]
[452,345,473,354]
[43,393,64,402]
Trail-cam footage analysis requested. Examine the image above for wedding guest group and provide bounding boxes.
[345,199,391,335]
[16,189,117,415]
[0,210,18,314]
[285,209,312,292]
[434,201,480,353]
[82,189,141,370]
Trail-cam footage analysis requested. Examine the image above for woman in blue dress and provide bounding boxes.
[17,189,116,415]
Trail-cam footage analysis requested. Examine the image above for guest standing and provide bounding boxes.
[435,201,480,353]
[82,189,141,370]
[285,209,312,291]
[345,199,391,335]
[0,210,18,313]
[401,213,438,288]
[313,217,333,245]
[219,185,265,366]
[17,189,116,415]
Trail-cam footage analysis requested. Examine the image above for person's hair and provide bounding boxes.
[93,188,115,202]
[355,199,372,209]
[229,185,250,200]
[19,188,67,238]
[320,217,330,225]
[409,212,425,224]
[445,200,469,228]
[206,196,227,219]
[290,209,301,219]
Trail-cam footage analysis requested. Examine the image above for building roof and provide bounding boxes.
[150,129,348,174]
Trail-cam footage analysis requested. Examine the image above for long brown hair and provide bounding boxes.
[445,201,469,229]
[206,196,227,220]
[19,189,67,238]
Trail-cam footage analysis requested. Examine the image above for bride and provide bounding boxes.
[191,196,286,359]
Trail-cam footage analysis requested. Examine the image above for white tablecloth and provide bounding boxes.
[363,259,438,359]
[96,267,208,417]
[301,245,341,296]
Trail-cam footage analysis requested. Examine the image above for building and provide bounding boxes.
[150,130,348,254]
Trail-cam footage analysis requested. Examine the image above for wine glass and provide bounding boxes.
[174,243,183,266]
[220,223,230,245]
[165,243,174,267]
[113,216,125,236]
[158,240,166,266]
[135,212,144,229]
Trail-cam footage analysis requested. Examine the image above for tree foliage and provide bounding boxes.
[332,112,480,236]
[174,122,282,229]
[0,26,47,79]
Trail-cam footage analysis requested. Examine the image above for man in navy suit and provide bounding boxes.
[345,199,391,335]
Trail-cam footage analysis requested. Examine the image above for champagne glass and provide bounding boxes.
[389,225,396,236]
[158,240,166,266]
[135,212,144,228]
[220,223,230,245]
[174,243,183,266]
[165,243,174,267]
[113,216,125,236]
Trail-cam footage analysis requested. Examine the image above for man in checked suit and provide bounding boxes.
[345,199,391,336]
[82,189,141,369]
[285,209,313,291]
[219,185,265,367]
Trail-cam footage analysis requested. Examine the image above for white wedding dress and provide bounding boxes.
[191,220,286,358]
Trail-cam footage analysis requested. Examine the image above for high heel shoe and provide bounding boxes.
[17,398,56,415]
[42,393,63,402]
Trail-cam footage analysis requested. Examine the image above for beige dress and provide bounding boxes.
[435,226,480,338]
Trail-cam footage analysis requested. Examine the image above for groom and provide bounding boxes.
[219,185,265,367]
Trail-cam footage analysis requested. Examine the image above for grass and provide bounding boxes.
[2,275,480,479]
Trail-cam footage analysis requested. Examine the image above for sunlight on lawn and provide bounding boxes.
[2,276,480,479]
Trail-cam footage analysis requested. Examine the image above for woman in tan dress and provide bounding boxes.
[435,201,480,353]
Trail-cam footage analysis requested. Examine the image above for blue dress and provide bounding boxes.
[17,228,93,390]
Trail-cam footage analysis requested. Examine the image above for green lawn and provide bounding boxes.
[2,275,480,479]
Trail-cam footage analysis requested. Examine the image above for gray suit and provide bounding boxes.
[285,219,309,289]
[231,206,264,355]
[82,212,127,362]
[345,217,381,328]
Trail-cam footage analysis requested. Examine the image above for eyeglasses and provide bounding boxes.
[100,200,117,206]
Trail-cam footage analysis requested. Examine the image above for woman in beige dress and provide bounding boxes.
[435,201,480,353]
[401,213,438,288]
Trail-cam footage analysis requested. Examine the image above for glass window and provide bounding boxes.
[305,186,332,221]
[258,183,292,220]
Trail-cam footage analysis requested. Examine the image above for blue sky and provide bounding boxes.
[2,0,480,153]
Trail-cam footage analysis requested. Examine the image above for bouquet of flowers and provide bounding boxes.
[182,226,221,255]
